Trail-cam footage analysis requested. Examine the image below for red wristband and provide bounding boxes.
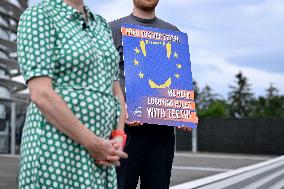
[111,130,127,147]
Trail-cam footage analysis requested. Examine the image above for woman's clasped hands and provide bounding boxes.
[85,135,127,167]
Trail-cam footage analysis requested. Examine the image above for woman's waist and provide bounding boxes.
[27,88,120,116]
[52,82,113,96]
[53,82,119,109]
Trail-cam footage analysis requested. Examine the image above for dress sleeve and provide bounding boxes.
[97,15,120,81]
[17,6,56,84]
[96,15,114,42]
[113,60,120,81]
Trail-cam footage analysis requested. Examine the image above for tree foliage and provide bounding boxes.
[228,71,254,118]
[195,73,284,119]
[251,84,284,118]
[195,82,228,118]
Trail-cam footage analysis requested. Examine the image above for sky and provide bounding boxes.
[26,0,284,98]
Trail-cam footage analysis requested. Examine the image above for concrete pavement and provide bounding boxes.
[0,152,275,189]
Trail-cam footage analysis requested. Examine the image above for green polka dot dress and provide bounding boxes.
[17,0,120,188]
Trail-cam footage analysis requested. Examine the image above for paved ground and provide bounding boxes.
[0,155,19,189]
[170,152,274,186]
[170,155,284,189]
[0,152,274,189]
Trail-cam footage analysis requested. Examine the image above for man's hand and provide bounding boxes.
[125,107,143,126]
[177,126,193,132]
[126,120,143,126]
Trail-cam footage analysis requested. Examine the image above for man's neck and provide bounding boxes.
[132,6,156,20]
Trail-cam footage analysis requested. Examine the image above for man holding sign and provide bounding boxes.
[110,0,197,188]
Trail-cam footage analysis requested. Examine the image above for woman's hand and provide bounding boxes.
[85,136,128,167]
[94,137,127,167]
[110,136,124,151]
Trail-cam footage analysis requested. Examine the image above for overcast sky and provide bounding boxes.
[26,0,284,97]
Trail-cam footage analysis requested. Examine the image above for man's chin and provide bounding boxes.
[139,6,156,12]
[134,0,159,12]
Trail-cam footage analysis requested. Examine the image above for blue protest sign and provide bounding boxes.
[122,24,198,128]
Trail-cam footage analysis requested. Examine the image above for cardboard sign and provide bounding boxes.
[122,24,198,128]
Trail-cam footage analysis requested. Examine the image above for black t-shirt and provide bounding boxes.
[109,14,179,95]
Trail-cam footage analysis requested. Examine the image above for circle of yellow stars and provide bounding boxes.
[133,43,182,81]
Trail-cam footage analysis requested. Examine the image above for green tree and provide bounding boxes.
[228,71,254,118]
[266,83,279,99]
[266,95,284,118]
[252,84,284,118]
[198,100,228,119]
[197,84,228,118]
[193,79,200,112]
[199,85,218,110]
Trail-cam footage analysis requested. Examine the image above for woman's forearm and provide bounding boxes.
[28,77,97,148]
[113,81,126,131]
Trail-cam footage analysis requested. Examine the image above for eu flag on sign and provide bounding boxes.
[122,24,198,128]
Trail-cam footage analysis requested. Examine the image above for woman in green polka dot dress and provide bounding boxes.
[17,0,128,188]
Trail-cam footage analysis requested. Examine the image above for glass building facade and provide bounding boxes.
[0,0,29,154]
